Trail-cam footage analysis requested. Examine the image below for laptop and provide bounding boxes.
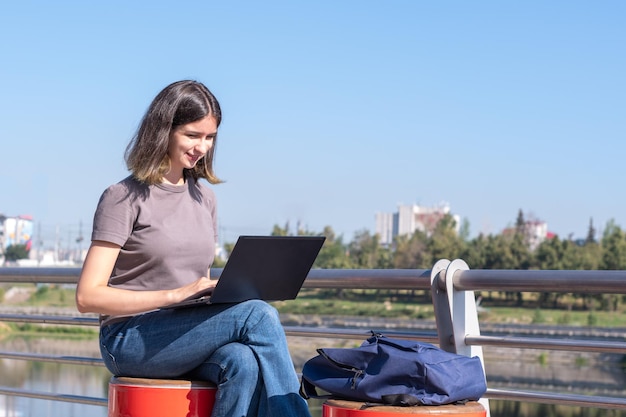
[162,235,325,309]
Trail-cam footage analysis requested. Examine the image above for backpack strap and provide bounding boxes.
[299,377,332,400]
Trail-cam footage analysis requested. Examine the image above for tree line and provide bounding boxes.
[261,211,626,312]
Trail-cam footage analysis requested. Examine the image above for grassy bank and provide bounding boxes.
[0,322,98,338]
[277,288,626,327]
[3,285,626,332]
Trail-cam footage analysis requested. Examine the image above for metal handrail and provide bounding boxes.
[0,313,98,326]
[5,266,626,292]
[452,269,626,293]
[465,334,626,354]
[0,386,108,407]
[486,388,626,410]
[1,265,626,414]
[0,267,434,289]
[0,267,82,284]
[0,351,104,366]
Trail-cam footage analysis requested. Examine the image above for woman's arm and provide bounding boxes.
[76,240,216,316]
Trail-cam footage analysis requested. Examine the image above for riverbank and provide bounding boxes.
[5,282,626,328]
[3,305,626,339]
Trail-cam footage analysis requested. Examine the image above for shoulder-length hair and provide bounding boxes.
[125,80,223,185]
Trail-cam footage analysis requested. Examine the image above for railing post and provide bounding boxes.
[431,258,490,416]
[446,260,482,357]
[430,259,453,352]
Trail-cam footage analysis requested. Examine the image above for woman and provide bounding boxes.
[76,80,312,417]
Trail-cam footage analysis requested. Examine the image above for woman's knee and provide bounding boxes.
[243,299,280,324]
[210,342,259,381]
[242,299,277,312]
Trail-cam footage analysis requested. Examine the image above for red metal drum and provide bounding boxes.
[322,399,487,417]
[108,376,216,417]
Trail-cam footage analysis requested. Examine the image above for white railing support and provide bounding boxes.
[431,258,490,416]
[430,258,453,351]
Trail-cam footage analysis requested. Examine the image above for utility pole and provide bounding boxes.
[37,222,43,265]
[76,220,84,263]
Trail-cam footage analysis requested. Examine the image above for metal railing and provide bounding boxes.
[1,261,626,417]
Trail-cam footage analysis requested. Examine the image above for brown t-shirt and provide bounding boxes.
[92,175,217,322]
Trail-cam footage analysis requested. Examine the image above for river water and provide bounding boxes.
[1,333,625,417]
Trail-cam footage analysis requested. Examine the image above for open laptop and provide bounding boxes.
[162,235,325,309]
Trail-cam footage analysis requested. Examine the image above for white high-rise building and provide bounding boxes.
[375,212,396,245]
[375,203,460,246]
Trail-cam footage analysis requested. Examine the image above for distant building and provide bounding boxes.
[375,203,460,246]
[526,220,550,250]
[1,214,34,250]
[501,219,552,251]
[375,212,395,246]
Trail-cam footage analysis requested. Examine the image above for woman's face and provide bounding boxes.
[167,115,218,175]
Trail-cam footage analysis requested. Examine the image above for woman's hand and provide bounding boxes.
[174,276,218,301]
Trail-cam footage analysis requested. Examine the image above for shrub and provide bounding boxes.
[531,309,545,324]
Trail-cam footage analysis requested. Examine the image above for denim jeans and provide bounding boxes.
[100,300,311,417]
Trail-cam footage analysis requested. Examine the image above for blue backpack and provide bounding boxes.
[300,333,487,406]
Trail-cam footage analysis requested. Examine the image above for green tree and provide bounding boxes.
[515,209,526,232]
[461,234,489,269]
[533,236,562,269]
[458,218,471,242]
[392,230,429,268]
[511,230,531,270]
[568,241,603,311]
[5,244,29,262]
[426,214,465,265]
[509,232,531,305]
[532,236,578,307]
[533,235,580,270]
[347,229,382,269]
[482,233,529,304]
[598,220,626,311]
[585,218,596,245]
[271,222,290,236]
[483,233,529,270]
[576,241,602,270]
[314,226,352,269]
[601,219,626,270]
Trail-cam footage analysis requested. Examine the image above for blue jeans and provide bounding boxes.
[100,300,311,417]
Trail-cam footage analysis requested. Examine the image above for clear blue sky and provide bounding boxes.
[1,1,624,249]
